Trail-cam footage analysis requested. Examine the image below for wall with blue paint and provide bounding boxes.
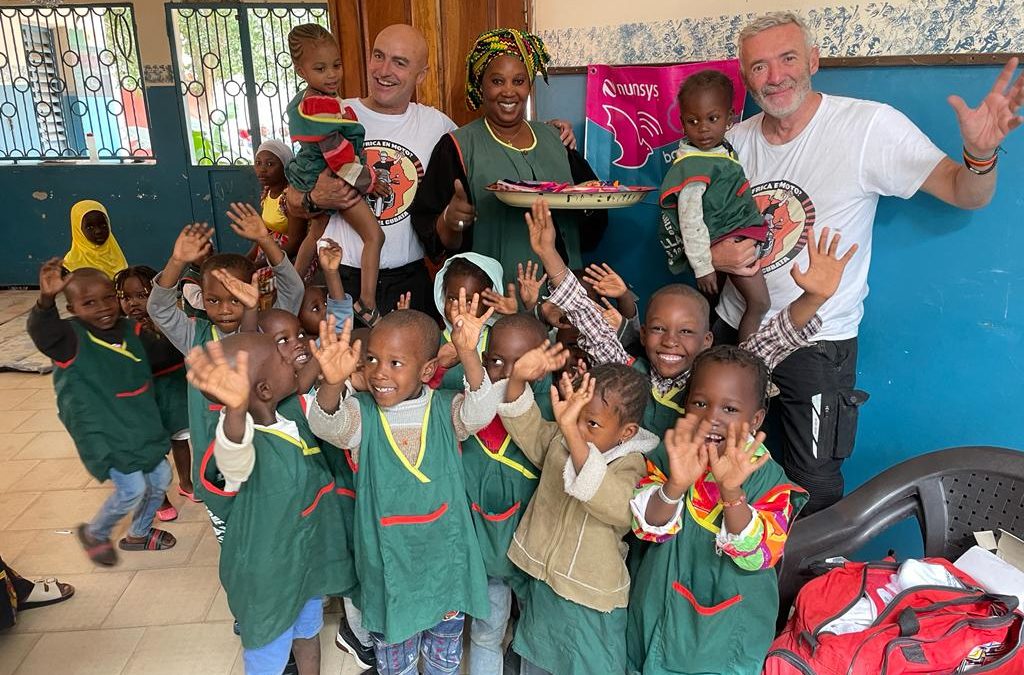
[4,85,260,286]
[536,65,1024,555]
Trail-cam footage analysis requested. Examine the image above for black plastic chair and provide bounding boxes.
[777,446,1024,620]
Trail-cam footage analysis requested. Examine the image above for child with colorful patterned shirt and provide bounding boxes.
[626,345,807,674]
[306,300,501,673]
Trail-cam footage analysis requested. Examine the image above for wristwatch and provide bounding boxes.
[302,190,322,214]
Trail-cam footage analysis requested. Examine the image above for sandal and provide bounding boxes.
[19,578,75,611]
[77,523,117,566]
[118,528,177,551]
[352,300,380,328]
[156,504,178,522]
[177,486,202,503]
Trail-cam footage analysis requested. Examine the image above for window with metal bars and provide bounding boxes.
[167,3,330,166]
[0,4,151,162]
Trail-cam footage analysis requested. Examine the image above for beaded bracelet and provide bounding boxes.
[720,492,747,508]
[963,145,1001,175]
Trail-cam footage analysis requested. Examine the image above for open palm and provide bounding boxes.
[949,57,1023,155]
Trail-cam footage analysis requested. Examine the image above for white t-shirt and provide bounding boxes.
[323,99,457,269]
[718,94,945,341]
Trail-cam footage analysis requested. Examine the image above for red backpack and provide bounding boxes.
[764,557,1024,675]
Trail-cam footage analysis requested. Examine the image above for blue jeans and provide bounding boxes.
[469,577,511,674]
[371,612,465,675]
[243,596,323,675]
[88,459,171,540]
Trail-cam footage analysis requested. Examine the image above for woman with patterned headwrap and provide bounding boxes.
[410,28,606,287]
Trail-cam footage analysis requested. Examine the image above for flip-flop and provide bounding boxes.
[177,486,202,503]
[19,578,75,610]
[156,504,178,521]
[76,523,117,566]
[118,528,177,551]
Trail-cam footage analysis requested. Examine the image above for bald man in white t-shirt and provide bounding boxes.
[710,12,1023,514]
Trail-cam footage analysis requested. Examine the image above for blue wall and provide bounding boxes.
[537,65,1024,554]
[4,85,259,286]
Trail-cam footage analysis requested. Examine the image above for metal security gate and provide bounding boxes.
[165,2,329,244]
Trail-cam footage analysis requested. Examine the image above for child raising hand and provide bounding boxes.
[627,346,809,675]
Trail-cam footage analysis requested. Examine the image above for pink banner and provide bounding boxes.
[585,61,746,182]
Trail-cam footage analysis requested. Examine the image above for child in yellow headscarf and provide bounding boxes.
[64,200,128,280]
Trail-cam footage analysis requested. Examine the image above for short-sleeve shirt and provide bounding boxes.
[323,99,457,270]
[718,94,945,341]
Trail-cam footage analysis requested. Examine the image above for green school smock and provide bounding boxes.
[625,444,808,675]
[450,118,582,286]
[462,377,551,592]
[631,359,687,439]
[53,319,168,480]
[220,394,356,649]
[515,576,628,675]
[351,388,488,644]
[322,436,360,605]
[153,362,188,436]
[188,320,234,521]
[658,149,763,275]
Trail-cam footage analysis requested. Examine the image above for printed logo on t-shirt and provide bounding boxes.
[363,139,424,227]
[752,180,816,274]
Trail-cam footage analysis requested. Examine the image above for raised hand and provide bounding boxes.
[790,226,857,301]
[696,272,719,296]
[524,198,557,257]
[707,422,770,492]
[211,269,259,310]
[551,371,594,429]
[511,342,568,383]
[948,57,1023,157]
[395,292,411,311]
[38,258,69,302]
[599,297,623,331]
[226,202,270,242]
[317,237,343,272]
[450,287,494,354]
[185,341,251,411]
[310,315,361,385]
[583,263,628,299]
[481,283,519,315]
[516,261,547,311]
[663,415,713,494]
[444,180,475,231]
[171,223,214,264]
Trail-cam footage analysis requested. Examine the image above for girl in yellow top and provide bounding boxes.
[63,200,127,280]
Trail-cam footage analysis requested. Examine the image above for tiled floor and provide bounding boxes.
[0,370,365,675]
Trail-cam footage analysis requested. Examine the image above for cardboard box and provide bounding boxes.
[955,530,1024,609]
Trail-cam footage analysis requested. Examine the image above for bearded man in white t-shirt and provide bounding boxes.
[709,12,1023,514]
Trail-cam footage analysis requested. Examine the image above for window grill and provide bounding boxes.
[168,3,330,166]
[0,4,152,162]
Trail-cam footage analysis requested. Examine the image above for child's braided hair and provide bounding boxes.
[113,265,157,294]
[687,344,771,409]
[288,23,336,64]
[589,363,649,426]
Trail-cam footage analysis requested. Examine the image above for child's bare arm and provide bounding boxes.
[318,238,347,301]
[450,289,494,391]
[788,227,858,329]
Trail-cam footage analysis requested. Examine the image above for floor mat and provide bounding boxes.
[0,291,57,373]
